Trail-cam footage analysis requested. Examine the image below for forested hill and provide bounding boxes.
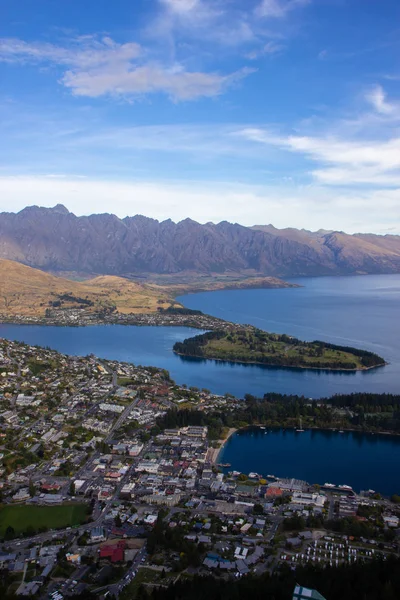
[173,328,386,371]
[1,205,400,277]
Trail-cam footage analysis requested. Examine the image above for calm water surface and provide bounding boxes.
[1,274,399,493]
[218,428,400,495]
[0,274,399,398]
[177,274,400,397]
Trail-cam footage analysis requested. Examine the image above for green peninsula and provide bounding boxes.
[173,328,386,371]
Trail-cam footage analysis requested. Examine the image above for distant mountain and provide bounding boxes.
[0,205,399,278]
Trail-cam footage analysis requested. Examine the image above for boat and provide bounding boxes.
[296,417,304,432]
[338,484,353,490]
[260,426,266,430]
[324,483,336,488]
[217,463,231,468]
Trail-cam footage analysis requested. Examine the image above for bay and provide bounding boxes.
[1,274,400,494]
[0,274,399,398]
[218,427,400,496]
[177,274,400,397]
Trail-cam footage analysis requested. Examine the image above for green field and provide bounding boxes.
[0,503,88,537]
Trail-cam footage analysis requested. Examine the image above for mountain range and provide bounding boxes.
[0,204,399,279]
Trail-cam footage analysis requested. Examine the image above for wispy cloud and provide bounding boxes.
[153,0,310,57]
[238,86,400,188]
[0,36,141,68]
[0,35,253,101]
[246,41,285,60]
[256,0,310,19]
[365,84,400,116]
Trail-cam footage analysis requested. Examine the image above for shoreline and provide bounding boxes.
[208,427,238,464]
[174,351,386,372]
[207,424,400,496]
[216,424,400,446]
[208,425,400,470]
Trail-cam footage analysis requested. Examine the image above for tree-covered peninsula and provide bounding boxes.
[173,328,385,371]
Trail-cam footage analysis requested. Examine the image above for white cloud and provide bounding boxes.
[154,0,256,48]
[153,0,309,55]
[0,36,141,68]
[161,0,200,13]
[365,84,400,116]
[238,87,400,188]
[0,175,398,234]
[62,63,253,100]
[0,35,252,101]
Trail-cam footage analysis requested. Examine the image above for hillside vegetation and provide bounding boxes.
[173,328,385,371]
[0,259,178,317]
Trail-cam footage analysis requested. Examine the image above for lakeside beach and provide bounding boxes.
[207,427,237,464]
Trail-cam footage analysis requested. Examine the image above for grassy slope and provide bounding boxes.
[0,259,178,317]
[175,329,385,370]
[206,336,364,368]
[0,503,88,535]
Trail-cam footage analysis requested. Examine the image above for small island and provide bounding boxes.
[173,327,386,371]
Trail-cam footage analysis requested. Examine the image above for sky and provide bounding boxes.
[0,0,400,234]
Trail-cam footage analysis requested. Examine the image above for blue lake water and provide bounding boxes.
[218,427,400,496]
[0,274,399,398]
[1,274,399,494]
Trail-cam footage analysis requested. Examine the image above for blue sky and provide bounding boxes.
[0,0,399,233]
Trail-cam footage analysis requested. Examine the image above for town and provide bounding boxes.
[0,338,399,599]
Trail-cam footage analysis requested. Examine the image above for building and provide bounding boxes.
[12,488,30,503]
[99,540,126,563]
[291,491,326,508]
[293,585,327,600]
[90,527,106,544]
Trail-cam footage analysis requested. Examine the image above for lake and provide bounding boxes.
[0,274,399,398]
[218,427,400,496]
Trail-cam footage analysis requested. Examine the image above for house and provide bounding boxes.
[66,553,81,565]
[383,515,399,528]
[265,486,283,498]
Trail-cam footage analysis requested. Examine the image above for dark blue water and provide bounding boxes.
[177,274,400,397]
[218,427,400,496]
[0,274,399,398]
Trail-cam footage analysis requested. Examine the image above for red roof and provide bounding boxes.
[99,540,126,563]
[41,483,61,491]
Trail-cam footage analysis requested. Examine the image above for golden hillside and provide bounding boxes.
[0,260,178,317]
